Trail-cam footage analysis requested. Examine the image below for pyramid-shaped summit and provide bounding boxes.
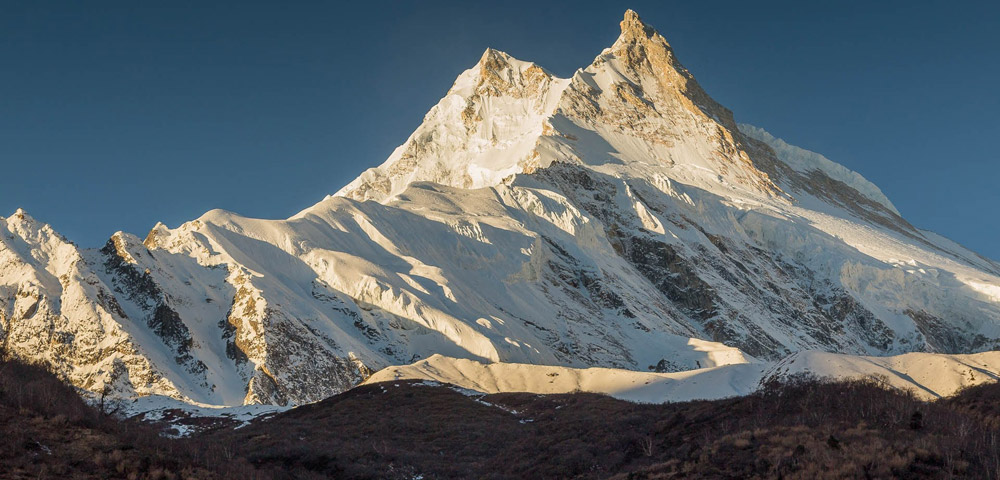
[3,11,1000,411]
[337,9,789,204]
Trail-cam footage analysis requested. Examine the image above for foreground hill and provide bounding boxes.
[5,351,1000,479]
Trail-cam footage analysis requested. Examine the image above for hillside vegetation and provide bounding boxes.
[3,349,1000,479]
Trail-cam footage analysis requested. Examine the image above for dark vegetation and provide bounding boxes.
[3,346,1000,479]
[0,349,257,479]
[218,376,1000,479]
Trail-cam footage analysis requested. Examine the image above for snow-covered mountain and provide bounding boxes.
[3,10,999,408]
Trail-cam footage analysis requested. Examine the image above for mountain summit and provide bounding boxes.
[3,11,999,409]
[337,10,783,204]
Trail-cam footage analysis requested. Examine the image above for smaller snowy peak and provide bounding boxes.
[448,48,559,100]
[739,124,900,214]
[4,208,42,232]
[105,231,144,264]
[333,47,570,204]
[142,222,171,248]
[1,208,73,252]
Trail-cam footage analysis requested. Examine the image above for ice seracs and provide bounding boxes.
[2,11,999,413]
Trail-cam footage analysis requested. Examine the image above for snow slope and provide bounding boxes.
[366,354,767,403]
[366,350,1000,402]
[2,10,999,411]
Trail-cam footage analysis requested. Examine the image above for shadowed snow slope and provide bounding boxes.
[2,10,999,411]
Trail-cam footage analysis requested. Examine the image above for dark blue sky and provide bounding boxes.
[2,1,997,259]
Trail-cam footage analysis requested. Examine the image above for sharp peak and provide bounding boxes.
[476,47,535,69]
[480,47,508,60]
[2,208,72,244]
[7,208,38,224]
[467,47,558,86]
[621,9,656,37]
[110,230,143,242]
[615,9,671,50]
[603,9,713,98]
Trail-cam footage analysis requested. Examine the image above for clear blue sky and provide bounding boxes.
[2,1,998,259]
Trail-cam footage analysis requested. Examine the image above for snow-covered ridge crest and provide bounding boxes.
[739,123,900,215]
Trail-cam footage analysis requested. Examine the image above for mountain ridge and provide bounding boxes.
[2,10,999,410]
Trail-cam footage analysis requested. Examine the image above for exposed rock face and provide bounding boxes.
[0,211,184,401]
[2,11,1000,408]
[562,10,782,197]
